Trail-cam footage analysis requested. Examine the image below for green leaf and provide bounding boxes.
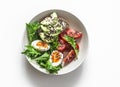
[49,37,59,53]
[45,61,62,74]
[34,52,50,61]
[35,52,61,74]
[22,45,41,59]
[26,22,41,44]
[64,35,79,56]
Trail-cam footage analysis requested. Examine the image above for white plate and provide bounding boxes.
[23,9,88,75]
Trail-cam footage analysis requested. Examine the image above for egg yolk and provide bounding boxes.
[52,51,61,62]
[36,41,48,48]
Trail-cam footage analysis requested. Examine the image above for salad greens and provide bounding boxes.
[22,45,41,59]
[34,52,50,61]
[45,61,62,73]
[22,44,60,74]
[49,37,59,53]
[64,35,79,56]
[22,13,62,73]
[26,22,41,44]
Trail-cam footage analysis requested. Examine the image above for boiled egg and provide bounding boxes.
[31,40,50,51]
[49,50,63,66]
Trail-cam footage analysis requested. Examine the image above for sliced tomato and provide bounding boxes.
[73,32,82,39]
[62,50,76,66]
[59,31,66,41]
[66,28,82,39]
[59,38,66,44]
[65,43,72,51]
[58,28,81,52]
[57,38,66,52]
[57,45,66,52]
[76,43,79,50]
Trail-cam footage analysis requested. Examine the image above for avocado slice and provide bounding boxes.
[39,32,54,43]
[51,12,58,19]
[40,25,50,32]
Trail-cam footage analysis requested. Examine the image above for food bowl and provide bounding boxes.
[23,9,88,75]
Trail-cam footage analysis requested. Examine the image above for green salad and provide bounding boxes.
[22,12,82,74]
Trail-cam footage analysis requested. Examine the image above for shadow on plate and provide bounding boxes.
[22,55,85,87]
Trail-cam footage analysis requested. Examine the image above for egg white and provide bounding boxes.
[31,40,50,51]
[49,50,63,66]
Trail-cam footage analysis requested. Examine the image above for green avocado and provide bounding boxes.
[40,25,50,32]
[39,32,54,43]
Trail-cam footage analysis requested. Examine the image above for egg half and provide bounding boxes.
[31,40,50,51]
[49,50,63,66]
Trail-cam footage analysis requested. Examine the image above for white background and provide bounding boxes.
[0,0,119,87]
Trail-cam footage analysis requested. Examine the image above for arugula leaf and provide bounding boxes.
[35,52,50,68]
[50,41,59,52]
[34,52,50,61]
[64,35,79,56]
[22,45,41,59]
[26,22,41,44]
[39,62,46,68]
[35,53,61,74]
[45,61,62,74]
